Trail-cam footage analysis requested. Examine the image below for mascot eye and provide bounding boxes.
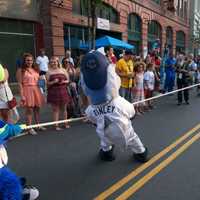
[86,59,96,69]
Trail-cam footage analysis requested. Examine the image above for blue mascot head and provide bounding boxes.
[80,50,120,105]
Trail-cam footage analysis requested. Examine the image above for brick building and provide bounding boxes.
[0,0,190,82]
[42,0,190,58]
[0,0,43,81]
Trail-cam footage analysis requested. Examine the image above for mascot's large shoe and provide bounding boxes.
[21,178,39,200]
[22,186,39,200]
[133,147,148,163]
[99,146,115,161]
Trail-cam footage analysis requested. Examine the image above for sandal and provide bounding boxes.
[55,127,63,131]
[64,124,70,129]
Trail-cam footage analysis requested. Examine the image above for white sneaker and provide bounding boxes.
[38,126,47,131]
[22,186,39,200]
[29,129,37,135]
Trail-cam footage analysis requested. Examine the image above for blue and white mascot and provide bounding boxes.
[0,120,39,200]
[80,50,148,162]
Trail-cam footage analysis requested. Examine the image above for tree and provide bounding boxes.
[88,0,102,50]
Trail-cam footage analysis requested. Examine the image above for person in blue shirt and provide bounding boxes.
[164,52,176,93]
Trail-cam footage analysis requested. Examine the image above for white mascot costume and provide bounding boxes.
[81,51,148,162]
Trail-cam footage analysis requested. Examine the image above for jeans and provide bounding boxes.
[177,78,189,103]
[119,87,132,102]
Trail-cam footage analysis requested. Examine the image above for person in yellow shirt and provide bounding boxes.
[116,50,134,102]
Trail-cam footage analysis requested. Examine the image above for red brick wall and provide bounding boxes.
[44,0,189,57]
[35,23,44,56]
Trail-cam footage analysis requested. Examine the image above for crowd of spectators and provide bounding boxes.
[0,47,199,134]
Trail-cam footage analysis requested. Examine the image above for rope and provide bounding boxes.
[25,117,86,130]
[132,83,200,105]
[12,82,200,139]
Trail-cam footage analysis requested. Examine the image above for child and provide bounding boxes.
[144,63,155,109]
[133,62,146,115]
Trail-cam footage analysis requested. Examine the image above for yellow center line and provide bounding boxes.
[115,132,200,200]
[94,123,200,200]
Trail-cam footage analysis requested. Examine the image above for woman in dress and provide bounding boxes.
[62,57,80,117]
[46,56,71,130]
[16,53,45,135]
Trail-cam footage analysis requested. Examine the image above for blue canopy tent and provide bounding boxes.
[96,36,134,49]
[80,35,134,50]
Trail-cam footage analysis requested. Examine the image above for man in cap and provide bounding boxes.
[116,50,134,102]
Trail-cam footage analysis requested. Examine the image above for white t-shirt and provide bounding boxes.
[144,71,155,91]
[36,55,49,72]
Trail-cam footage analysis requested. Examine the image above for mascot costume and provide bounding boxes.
[0,64,39,200]
[80,51,148,162]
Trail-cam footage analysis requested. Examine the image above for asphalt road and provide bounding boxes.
[7,91,200,200]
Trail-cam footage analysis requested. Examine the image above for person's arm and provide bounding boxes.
[59,69,70,84]
[116,63,133,78]
[16,68,25,100]
[46,71,59,86]
[0,68,9,84]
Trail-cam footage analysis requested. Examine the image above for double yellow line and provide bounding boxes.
[94,123,200,200]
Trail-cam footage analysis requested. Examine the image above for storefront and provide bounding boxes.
[0,0,41,82]
[63,24,122,57]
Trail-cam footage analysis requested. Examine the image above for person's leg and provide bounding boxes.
[25,107,33,126]
[97,125,115,161]
[125,123,148,162]
[183,82,189,104]
[33,107,46,131]
[33,107,40,124]
[60,103,70,128]
[0,109,9,122]
[177,79,183,104]
[119,87,126,99]
[52,104,60,130]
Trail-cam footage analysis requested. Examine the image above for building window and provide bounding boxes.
[72,0,119,24]
[148,20,162,52]
[128,13,142,54]
[166,26,173,49]
[64,24,89,55]
[176,31,185,53]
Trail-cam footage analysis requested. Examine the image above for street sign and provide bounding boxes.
[97,18,110,31]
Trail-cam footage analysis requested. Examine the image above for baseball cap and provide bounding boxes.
[81,51,109,90]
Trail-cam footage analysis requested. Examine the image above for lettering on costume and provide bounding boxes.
[93,105,115,116]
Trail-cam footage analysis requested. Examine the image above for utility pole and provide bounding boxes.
[87,0,91,50]
[91,0,97,50]
[87,0,102,50]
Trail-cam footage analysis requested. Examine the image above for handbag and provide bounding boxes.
[7,97,17,109]
[4,85,17,109]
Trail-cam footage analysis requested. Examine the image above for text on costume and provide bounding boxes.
[93,105,115,116]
